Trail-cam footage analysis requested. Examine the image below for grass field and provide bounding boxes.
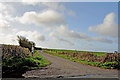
[46,49,105,56]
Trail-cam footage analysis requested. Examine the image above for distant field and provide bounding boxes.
[45,49,106,56]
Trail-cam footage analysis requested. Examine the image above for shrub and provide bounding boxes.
[17,36,35,52]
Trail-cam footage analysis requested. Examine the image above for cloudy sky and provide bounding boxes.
[0,2,118,52]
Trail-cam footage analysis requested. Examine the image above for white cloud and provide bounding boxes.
[0,3,15,24]
[0,3,15,18]
[85,36,112,43]
[0,26,45,45]
[0,3,46,45]
[21,1,66,11]
[50,25,113,43]
[88,12,118,38]
[22,0,40,5]
[0,3,17,44]
[16,10,65,27]
[0,25,18,45]
[0,21,46,44]
[55,25,89,39]
[41,2,66,11]
[49,31,74,45]
[17,31,45,41]
[52,36,74,45]
[0,33,17,45]
[0,20,10,30]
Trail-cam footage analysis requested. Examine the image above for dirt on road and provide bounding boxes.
[23,50,118,78]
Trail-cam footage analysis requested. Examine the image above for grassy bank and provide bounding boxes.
[2,45,50,77]
[43,50,119,69]
[3,51,50,74]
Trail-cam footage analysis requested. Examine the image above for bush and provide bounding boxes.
[17,36,35,52]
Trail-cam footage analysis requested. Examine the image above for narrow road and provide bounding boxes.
[23,50,118,78]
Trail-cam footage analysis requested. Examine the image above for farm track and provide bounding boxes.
[23,50,118,78]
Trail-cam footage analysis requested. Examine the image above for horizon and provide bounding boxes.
[0,43,115,53]
[0,2,118,52]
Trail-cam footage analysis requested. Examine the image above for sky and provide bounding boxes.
[0,2,118,52]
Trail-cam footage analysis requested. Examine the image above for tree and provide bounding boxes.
[17,36,35,52]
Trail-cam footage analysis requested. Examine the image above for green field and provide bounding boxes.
[46,49,105,56]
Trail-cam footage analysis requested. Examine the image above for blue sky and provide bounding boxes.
[0,2,118,52]
[63,2,118,52]
[65,2,118,31]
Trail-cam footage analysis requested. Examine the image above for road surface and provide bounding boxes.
[23,50,118,78]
